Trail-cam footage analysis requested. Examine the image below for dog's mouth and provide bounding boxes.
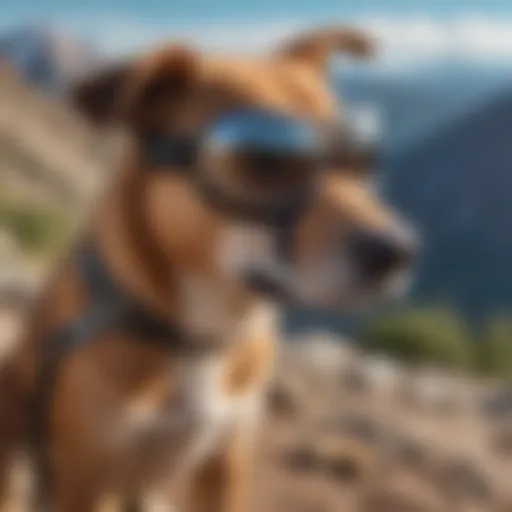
[242,261,412,311]
[220,222,417,311]
[244,268,294,303]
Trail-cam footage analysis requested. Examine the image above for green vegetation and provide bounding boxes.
[0,198,76,259]
[363,305,512,377]
[476,315,512,377]
[362,305,473,370]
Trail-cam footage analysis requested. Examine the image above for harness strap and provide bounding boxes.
[30,242,214,510]
[31,300,122,510]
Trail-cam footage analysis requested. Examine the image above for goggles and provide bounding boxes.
[144,107,381,226]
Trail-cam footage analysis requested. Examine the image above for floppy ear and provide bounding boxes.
[276,25,375,72]
[69,61,132,127]
[120,44,200,132]
[69,44,199,131]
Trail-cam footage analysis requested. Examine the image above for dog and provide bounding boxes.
[0,25,417,511]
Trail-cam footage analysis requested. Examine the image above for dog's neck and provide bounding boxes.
[90,159,259,341]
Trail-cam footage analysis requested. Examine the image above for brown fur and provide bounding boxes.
[0,25,401,511]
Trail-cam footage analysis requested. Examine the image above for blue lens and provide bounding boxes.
[206,108,322,156]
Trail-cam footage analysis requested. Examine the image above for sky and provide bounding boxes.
[3,0,512,69]
[3,0,512,21]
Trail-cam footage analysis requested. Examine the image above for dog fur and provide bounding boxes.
[0,25,411,511]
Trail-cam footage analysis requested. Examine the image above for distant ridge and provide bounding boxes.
[0,25,100,94]
[386,86,512,320]
[0,62,107,208]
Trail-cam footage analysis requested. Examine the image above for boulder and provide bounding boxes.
[359,470,446,512]
[430,456,493,504]
[314,435,378,483]
[385,433,433,472]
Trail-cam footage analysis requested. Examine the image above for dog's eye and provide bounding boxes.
[235,149,318,188]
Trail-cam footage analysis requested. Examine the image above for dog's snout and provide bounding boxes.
[350,227,417,282]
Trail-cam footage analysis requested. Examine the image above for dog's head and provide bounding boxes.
[72,25,417,312]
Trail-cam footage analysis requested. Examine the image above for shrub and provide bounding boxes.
[362,305,473,369]
[477,315,512,377]
[0,199,75,258]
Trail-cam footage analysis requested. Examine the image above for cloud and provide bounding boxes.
[54,13,512,69]
[358,15,512,66]
[60,15,303,56]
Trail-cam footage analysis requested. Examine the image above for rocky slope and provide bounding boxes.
[385,89,512,321]
[0,62,107,208]
[0,25,99,94]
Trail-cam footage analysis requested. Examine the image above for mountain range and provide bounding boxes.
[2,25,512,324]
[385,87,512,321]
[0,25,99,94]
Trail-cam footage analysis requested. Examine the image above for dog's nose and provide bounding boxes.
[350,226,417,282]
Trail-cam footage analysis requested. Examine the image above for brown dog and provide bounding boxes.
[0,25,416,511]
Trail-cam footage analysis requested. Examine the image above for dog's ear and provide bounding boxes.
[70,44,200,131]
[276,25,375,71]
[70,61,132,127]
[120,44,200,132]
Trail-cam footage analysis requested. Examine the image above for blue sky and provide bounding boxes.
[3,0,512,21]
[3,0,512,69]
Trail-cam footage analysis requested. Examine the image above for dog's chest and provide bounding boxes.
[119,356,260,476]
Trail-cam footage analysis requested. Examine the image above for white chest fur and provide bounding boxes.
[115,301,277,487]
[118,354,261,485]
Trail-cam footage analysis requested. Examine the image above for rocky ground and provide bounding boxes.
[2,294,512,511]
[2,41,512,512]
[255,337,512,512]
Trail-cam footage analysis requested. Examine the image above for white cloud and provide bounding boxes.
[358,15,512,65]
[62,16,303,57]
[61,13,512,69]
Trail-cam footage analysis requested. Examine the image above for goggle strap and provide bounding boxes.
[143,134,199,169]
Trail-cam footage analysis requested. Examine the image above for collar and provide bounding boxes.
[76,241,220,356]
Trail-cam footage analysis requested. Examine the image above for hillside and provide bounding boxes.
[0,62,107,209]
[385,89,512,320]
[337,64,512,154]
[0,25,99,94]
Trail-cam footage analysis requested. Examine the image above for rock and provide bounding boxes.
[495,495,512,512]
[359,470,446,512]
[399,368,467,415]
[342,355,402,397]
[274,492,329,512]
[276,335,359,416]
[314,435,378,483]
[0,229,20,262]
[266,377,306,419]
[490,423,512,458]
[341,364,372,394]
[281,444,319,474]
[480,385,512,422]
[385,434,432,472]
[325,412,384,447]
[291,333,359,385]
[431,456,493,504]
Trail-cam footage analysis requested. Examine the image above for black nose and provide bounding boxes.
[350,227,417,282]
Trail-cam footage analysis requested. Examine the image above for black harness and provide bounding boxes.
[31,239,215,510]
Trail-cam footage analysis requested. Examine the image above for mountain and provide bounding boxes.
[0,62,106,208]
[290,66,512,332]
[0,25,100,95]
[1,23,509,157]
[2,23,512,325]
[383,87,512,321]
[337,62,512,154]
